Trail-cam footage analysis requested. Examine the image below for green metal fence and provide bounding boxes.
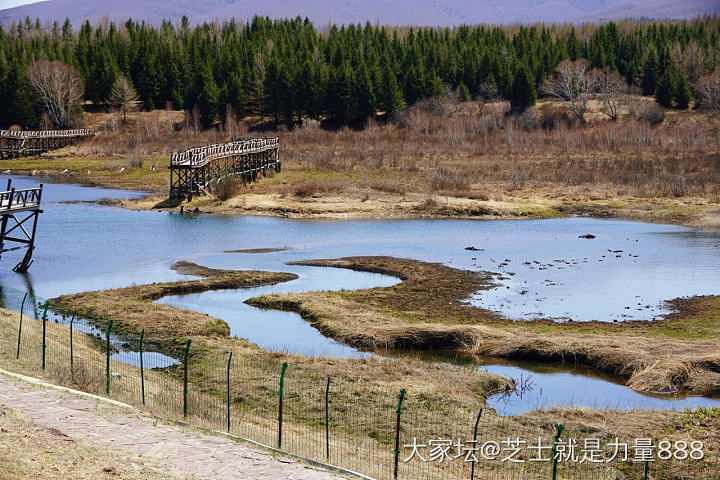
[0,284,717,480]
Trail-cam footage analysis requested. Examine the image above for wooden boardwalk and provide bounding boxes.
[0,179,43,272]
[0,129,95,159]
[169,137,280,200]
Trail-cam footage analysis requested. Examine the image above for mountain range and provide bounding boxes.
[1,0,719,27]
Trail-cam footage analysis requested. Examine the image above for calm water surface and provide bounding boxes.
[1,175,719,414]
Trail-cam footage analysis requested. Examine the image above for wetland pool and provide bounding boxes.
[1,175,719,415]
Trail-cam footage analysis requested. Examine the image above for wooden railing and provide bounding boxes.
[0,129,95,139]
[170,137,279,167]
[0,184,43,211]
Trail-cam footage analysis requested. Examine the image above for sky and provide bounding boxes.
[0,0,44,9]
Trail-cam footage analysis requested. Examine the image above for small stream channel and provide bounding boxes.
[1,175,720,415]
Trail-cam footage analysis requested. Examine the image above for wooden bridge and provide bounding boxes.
[0,179,43,272]
[0,129,96,159]
[169,137,280,200]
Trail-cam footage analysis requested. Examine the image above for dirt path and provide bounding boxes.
[0,371,348,480]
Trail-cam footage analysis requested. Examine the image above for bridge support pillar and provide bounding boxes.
[0,179,43,272]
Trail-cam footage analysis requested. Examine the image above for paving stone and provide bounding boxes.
[0,374,348,480]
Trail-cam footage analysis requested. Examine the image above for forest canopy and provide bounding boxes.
[0,15,719,128]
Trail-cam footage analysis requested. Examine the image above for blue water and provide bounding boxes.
[1,174,719,414]
[480,362,720,415]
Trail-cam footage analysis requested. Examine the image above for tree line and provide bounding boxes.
[1,15,719,129]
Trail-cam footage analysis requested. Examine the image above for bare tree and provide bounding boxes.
[474,82,498,114]
[597,67,628,120]
[696,70,720,118]
[27,60,84,129]
[541,59,598,120]
[110,75,140,123]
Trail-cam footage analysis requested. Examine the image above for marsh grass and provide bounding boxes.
[1,294,718,480]
[11,95,719,210]
[250,256,720,399]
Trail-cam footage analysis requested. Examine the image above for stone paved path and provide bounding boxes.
[0,372,349,480]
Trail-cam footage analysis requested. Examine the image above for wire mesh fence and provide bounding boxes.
[0,284,717,480]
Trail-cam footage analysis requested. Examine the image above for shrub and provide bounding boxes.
[294,181,319,196]
[510,166,529,189]
[431,168,470,191]
[50,360,104,395]
[214,176,243,201]
[370,182,408,195]
[539,108,574,130]
[633,102,665,125]
[126,156,143,169]
[513,110,538,131]
[671,176,688,197]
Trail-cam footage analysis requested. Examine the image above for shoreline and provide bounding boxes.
[74,183,720,232]
[49,254,720,398]
[246,256,720,397]
[3,162,719,231]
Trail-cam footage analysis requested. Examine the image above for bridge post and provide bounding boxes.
[0,180,43,272]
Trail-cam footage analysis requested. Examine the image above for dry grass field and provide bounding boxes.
[2,283,719,479]
[2,95,719,229]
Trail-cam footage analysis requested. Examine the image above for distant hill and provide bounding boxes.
[2,0,719,27]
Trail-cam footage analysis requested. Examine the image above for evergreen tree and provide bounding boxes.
[509,66,537,112]
[327,62,355,122]
[0,15,719,127]
[225,71,247,119]
[654,72,675,108]
[87,46,119,103]
[642,49,659,96]
[0,61,37,128]
[674,74,692,110]
[377,65,405,116]
[402,63,426,106]
[191,64,220,127]
[457,81,471,102]
[352,62,376,121]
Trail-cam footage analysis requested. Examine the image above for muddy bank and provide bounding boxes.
[4,160,719,230]
[247,256,720,396]
[102,189,720,231]
[52,261,298,338]
[47,262,511,404]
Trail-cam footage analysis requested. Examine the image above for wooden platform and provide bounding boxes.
[0,179,43,272]
[169,137,280,200]
[0,129,96,159]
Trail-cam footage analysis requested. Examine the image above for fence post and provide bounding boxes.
[551,424,564,480]
[183,339,192,418]
[394,388,407,480]
[325,376,332,461]
[278,362,288,449]
[226,351,233,432]
[470,408,484,480]
[105,320,114,394]
[139,328,145,406]
[16,292,27,359]
[69,315,74,377]
[41,301,48,370]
